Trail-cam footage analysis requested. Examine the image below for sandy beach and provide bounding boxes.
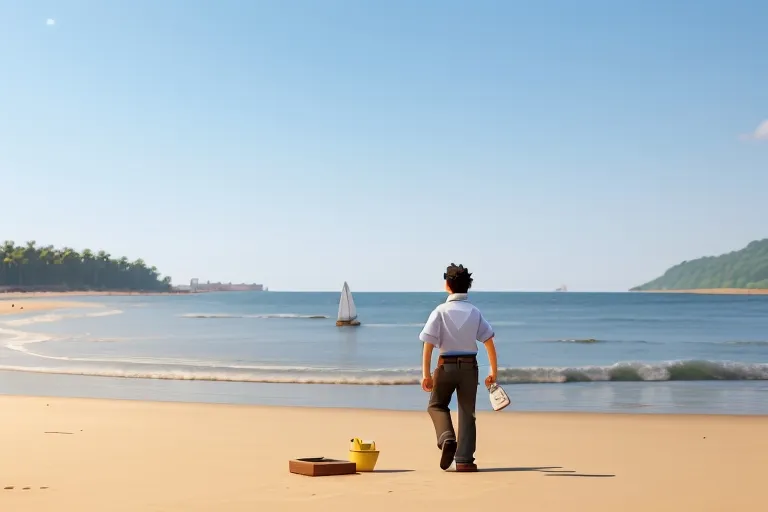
[0,291,175,299]
[0,397,765,511]
[0,299,99,315]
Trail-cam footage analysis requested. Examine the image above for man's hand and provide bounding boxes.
[484,373,496,389]
[421,375,434,392]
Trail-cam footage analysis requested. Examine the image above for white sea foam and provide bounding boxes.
[1,329,379,371]
[3,309,123,327]
[0,327,52,347]
[365,321,525,328]
[0,351,765,386]
[86,309,124,318]
[364,323,424,328]
[180,313,328,319]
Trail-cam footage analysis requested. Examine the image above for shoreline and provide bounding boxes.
[0,390,766,418]
[2,393,766,418]
[2,370,767,415]
[632,288,768,295]
[0,290,183,299]
[1,395,765,510]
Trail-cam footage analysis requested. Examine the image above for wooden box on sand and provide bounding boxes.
[289,458,357,477]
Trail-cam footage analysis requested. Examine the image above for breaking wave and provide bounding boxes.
[364,323,424,328]
[181,316,521,326]
[545,338,652,345]
[495,360,768,383]
[0,355,765,385]
[180,313,328,319]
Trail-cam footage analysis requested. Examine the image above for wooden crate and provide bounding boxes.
[289,457,357,477]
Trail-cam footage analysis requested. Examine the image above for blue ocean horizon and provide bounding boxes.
[1,291,767,414]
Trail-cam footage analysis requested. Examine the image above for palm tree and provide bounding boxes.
[80,249,94,287]
[22,241,39,285]
[38,245,55,284]
[10,246,28,285]
[61,248,78,286]
[0,240,14,285]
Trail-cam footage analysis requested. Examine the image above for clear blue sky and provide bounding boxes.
[1,0,766,291]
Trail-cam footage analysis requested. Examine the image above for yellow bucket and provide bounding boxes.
[349,438,379,472]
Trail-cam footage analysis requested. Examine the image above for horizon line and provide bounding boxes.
[229,289,633,294]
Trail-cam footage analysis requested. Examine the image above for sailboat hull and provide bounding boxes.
[336,320,361,327]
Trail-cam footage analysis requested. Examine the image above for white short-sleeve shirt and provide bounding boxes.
[419,293,495,355]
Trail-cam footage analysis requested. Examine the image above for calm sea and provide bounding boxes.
[1,292,767,414]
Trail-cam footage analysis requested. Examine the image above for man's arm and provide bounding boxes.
[484,337,498,387]
[419,309,440,392]
[477,312,497,386]
[422,342,434,380]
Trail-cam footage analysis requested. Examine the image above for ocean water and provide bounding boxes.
[1,292,767,414]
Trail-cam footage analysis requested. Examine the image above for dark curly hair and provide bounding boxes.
[444,263,473,294]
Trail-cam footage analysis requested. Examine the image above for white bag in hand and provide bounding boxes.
[488,383,510,411]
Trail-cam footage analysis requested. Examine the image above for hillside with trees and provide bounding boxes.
[631,239,768,291]
[1,240,172,292]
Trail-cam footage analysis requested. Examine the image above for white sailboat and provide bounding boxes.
[336,281,360,327]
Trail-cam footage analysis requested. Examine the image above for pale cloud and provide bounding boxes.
[740,120,768,141]
[754,120,768,140]
[46,18,55,26]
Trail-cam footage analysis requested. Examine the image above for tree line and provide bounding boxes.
[1,240,172,291]
[632,238,768,290]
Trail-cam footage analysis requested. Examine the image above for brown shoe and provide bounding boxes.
[439,440,457,471]
[455,463,478,472]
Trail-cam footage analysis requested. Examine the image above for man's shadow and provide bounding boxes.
[477,466,615,478]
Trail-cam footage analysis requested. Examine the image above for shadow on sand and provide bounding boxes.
[478,466,562,473]
[545,473,615,478]
[477,466,615,478]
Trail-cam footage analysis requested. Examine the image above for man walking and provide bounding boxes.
[419,263,499,472]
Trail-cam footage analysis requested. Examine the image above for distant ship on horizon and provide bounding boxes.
[555,285,568,292]
[175,279,266,293]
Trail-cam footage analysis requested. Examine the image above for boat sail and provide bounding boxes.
[336,281,360,327]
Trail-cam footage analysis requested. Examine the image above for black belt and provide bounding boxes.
[438,355,477,366]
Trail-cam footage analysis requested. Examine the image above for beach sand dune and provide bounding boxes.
[0,396,765,511]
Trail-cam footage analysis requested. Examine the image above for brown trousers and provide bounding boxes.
[427,356,478,464]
